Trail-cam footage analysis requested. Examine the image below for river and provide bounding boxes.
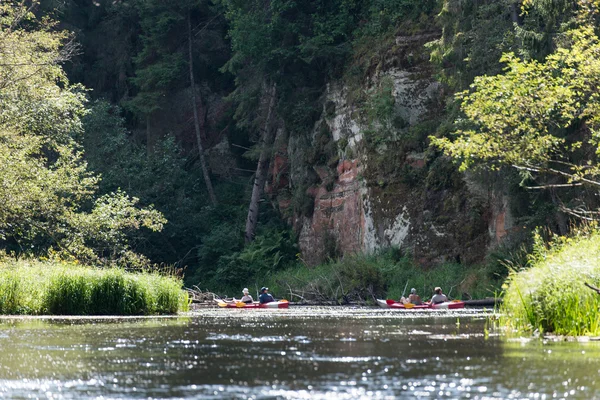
[0,308,598,399]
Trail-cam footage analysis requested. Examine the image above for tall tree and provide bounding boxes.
[128,0,220,205]
[244,82,277,243]
[188,12,217,206]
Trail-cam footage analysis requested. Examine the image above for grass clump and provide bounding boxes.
[265,249,500,304]
[501,228,600,336]
[0,260,188,315]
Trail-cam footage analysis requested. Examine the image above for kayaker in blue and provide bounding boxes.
[430,287,448,304]
[259,287,275,304]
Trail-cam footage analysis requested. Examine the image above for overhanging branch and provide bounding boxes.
[512,163,600,188]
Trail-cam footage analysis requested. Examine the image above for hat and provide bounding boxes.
[260,287,268,292]
[410,288,416,294]
[242,288,249,294]
[434,287,441,292]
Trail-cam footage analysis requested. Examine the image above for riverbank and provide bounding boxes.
[0,260,188,315]
[256,250,504,304]
[501,228,600,336]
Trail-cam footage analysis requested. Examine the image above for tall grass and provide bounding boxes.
[265,249,500,303]
[0,260,189,315]
[501,228,600,336]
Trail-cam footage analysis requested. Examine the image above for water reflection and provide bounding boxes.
[0,308,598,398]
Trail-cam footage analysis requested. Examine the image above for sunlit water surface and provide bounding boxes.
[0,307,598,399]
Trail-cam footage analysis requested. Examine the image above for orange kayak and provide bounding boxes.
[216,300,289,309]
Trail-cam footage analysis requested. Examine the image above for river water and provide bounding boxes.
[0,307,598,399]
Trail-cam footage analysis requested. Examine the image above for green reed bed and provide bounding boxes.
[0,261,189,315]
[501,231,600,336]
[265,250,500,304]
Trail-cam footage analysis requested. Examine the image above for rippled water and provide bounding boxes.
[0,308,598,399]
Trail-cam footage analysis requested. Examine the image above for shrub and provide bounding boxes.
[500,228,600,336]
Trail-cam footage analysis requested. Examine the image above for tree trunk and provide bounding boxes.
[510,3,522,26]
[244,83,277,243]
[188,13,217,207]
[146,114,152,155]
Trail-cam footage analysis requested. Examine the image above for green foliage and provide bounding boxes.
[363,76,397,148]
[83,101,248,271]
[0,260,188,315]
[126,0,224,116]
[0,2,165,265]
[192,224,297,291]
[433,22,600,204]
[427,0,518,89]
[501,225,600,336]
[266,249,500,304]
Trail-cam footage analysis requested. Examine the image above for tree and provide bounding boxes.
[219,0,360,242]
[432,17,600,219]
[128,0,220,205]
[0,1,165,265]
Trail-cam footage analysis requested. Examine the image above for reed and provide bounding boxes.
[0,260,188,315]
[265,250,499,303]
[500,230,600,336]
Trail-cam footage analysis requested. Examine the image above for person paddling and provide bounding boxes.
[240,288,254,304]
[259,287,275,304]
[407,288,422,305]
[430,287,448,304]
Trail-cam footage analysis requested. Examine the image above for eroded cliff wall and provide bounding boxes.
[275,31,515,266]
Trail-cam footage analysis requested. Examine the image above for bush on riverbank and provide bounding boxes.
[0,261,189,315]
[264,249,500,304]
[501,228,600,336]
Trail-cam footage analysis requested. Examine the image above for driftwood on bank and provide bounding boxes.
[185,286,218,304]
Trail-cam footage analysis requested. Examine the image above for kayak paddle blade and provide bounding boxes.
[403,303,415,309]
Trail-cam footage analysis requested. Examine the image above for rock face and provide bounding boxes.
[282,31,511,266]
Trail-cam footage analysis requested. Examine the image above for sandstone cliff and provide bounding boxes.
[270,31,516,266]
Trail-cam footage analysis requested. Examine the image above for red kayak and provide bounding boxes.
[216,299,289,309]
[376,299,465,309]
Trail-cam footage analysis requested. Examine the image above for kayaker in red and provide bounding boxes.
[430,287,448,304]
[259,287,275,304]
[240,288,254,304]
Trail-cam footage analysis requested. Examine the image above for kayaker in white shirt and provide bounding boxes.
[240,288,254,304]
[430,287,448,304]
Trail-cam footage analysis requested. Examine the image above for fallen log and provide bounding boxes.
[463,298,502,307]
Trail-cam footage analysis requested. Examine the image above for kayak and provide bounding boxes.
[376,299,465,310]
[376,299,430,309]
[216,299,289,309]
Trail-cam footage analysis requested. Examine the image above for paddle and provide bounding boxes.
[217,301,228,308]
[401,281,409,299]
[403,302,415,309]
[236,302,246,308]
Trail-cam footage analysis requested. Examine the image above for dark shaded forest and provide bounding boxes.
[2,0,599,295]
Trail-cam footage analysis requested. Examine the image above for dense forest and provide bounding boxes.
[2,0,600,297]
